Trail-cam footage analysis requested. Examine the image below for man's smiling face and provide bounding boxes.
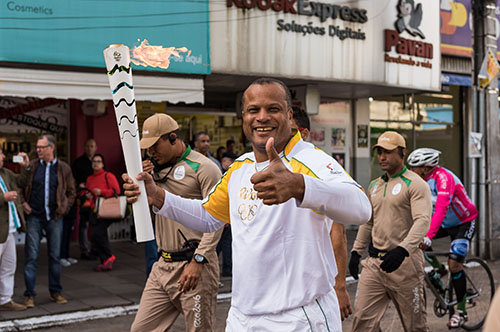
[242,82,293,161]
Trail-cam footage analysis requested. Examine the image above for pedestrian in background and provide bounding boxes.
[130,113,223,332]
[193,131,223,172]
[124,78,371,331]
[23,134,75,308]
[60,139,96,267]
[216,146,226,164]
[291,106,352,321]
[349,131,432,332]
[85,153,120,272]
[72,138,97,261]
[0,148,30,311]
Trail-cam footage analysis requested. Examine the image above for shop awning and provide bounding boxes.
[441,73,472,87]
[0,67,204,104]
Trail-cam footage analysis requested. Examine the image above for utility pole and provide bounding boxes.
[472,0,500,259]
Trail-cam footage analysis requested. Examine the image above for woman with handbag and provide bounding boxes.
[85,154,120,272]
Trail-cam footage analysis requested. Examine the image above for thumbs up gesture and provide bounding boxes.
[250,137,305,205]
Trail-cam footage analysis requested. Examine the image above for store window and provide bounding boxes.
[310,101,351,170]
[369,86,462,179]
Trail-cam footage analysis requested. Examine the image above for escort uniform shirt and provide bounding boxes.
[155,146,222,259]
[352,167,432,254]
[156,131,371,315]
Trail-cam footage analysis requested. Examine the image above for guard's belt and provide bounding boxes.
[368,242,387,258]
[159,239,200,263]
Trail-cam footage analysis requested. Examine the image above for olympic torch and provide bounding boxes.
[103,44,154,242]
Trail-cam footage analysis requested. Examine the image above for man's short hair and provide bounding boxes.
[242,78,292,111]
[194,132,209,142]
[292,106,310,131]
[38,134,56,152]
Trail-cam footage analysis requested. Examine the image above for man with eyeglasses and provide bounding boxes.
[22,134,75,308]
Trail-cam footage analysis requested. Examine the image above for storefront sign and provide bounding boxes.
[384,1,434,70]
[227,0,368,40]
[0,0,210,74]
[227,0,368,23]
[0,97,69,134]
[12,113,66,135]
[213,0,440,90]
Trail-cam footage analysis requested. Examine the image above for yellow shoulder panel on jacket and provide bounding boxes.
[202,159,252,224]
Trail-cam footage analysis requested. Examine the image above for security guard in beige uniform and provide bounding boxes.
[349,131,432,332]
[131,114,222,332]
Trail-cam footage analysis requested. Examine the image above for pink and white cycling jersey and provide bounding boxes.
[425,166,478,240]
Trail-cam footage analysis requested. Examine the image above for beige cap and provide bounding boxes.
[372,131,406,150]
[140,113,179,149]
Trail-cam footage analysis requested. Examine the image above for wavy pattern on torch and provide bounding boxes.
[120,129,139,140]
[112,82,134,94]
[114,98,136,108]
[107,64,131,76]
[118,114,138,126]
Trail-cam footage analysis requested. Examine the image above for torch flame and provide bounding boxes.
[130,39,191,69]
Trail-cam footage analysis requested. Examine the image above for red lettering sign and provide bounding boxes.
[384,29,433,59]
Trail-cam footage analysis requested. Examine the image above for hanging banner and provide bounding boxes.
[478,50,500,89]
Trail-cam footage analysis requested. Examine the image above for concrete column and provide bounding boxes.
[472,0,500,259]
[354,99,371,191]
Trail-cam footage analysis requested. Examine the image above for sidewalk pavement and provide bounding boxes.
[0,239,232,330]
[0,230,498,331]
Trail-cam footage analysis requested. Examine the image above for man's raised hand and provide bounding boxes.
[122,171,164,208]
[250,137,305,205]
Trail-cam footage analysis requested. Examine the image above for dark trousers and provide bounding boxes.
[216,225,232,275]
[24,215,63,296]
[90,217,113,263]
[79,207,92,255]
[61,204,77,259]
[144,240,158,279]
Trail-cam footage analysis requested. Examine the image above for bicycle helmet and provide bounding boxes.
[407,148,441,167]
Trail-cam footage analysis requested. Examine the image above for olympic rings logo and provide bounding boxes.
[238,203,257,222]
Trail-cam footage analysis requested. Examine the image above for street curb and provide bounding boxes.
[0,280,362,330]
[0,292,234,331]
[0,304,139,331]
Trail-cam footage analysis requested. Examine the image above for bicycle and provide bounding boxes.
[423,252,495,330]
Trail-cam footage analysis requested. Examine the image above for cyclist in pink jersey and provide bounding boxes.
[407,148,478,329]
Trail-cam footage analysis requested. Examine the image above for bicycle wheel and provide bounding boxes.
[462,257,495,331]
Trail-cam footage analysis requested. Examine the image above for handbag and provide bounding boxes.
[95,172,127,220]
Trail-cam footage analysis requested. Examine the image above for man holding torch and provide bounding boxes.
[131,113,222,332]
[124,78,371,331]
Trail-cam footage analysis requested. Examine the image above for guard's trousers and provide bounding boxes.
[131,256,219,332]
[352,254,429,332]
